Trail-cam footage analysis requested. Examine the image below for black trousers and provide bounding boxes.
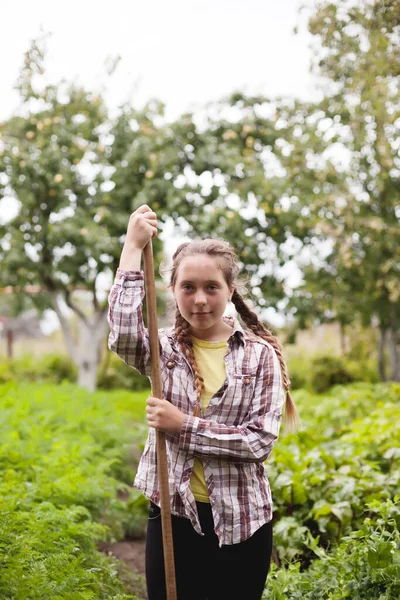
[145,501,273,600]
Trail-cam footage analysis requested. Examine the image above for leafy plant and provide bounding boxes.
[0,382,149,598]
[264,497,400,599]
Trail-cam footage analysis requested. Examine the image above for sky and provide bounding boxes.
[1,0,319,124]
[1,0,321,330]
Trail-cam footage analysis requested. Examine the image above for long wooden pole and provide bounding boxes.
[143,241,177,600]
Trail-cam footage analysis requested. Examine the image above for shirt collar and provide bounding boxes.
[223,316,248,345]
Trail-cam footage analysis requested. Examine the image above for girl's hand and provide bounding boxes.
[119,204,157,269]
[146,396,185,433]
[125,204,158,250]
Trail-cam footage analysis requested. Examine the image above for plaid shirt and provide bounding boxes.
[108,269,284,546]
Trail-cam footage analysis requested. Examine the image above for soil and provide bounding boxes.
[98,538,146,575]
[97,488,148,598]
[98,537,148,600]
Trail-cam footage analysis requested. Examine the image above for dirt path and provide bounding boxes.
[98,538,147,599]
[99,539,146,575]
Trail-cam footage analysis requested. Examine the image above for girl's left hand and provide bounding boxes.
[146,396,185,433]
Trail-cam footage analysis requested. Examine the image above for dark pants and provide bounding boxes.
[146,501,273,600]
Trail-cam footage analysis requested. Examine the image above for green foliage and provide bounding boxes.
[42,353,78,381]
[289,0,400,378]
[0,353,78,384]
[0,381,149,598]
[286,354,311,391]
[0,381,149,520]
[0,501,138,600]
[264,497,400,599]
[0,351,150,392]
[287,367,308,391]
[2,7,399,386]
[271,382,400,571]
[287,348,379,393]
[345,358,380,386]
[1,380,399,597]
[97,352,149,392]
[309,355,355,393]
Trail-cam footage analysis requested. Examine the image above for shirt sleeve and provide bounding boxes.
[178,344,284,463]
[107,268,152,377]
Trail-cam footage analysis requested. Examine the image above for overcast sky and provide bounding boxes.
[1,0,320,330]
[1,0,319,122]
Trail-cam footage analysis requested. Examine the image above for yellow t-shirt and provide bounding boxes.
[190,336,227,502]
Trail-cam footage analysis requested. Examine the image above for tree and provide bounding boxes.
[302,0,400,379]
[247,0,400,379]
[185,0,400,380]
[0,36,183,390]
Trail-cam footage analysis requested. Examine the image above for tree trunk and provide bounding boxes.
[6,329,13,359]
[388,309,399,382]
[50,292,109,391]
[339,322,346,355]
[378,327,387,381]
[76,313,109,392]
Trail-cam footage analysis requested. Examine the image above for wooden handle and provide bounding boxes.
[143,241,177,600]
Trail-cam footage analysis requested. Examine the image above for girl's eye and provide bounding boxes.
[208,285,218,291]
[182,285,193,291]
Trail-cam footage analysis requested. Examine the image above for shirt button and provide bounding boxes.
[243,376,251,385]
[166,360,175,369]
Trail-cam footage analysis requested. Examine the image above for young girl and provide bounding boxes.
[107,204,298,600]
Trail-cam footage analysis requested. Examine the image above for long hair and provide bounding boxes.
[161,239,299,430]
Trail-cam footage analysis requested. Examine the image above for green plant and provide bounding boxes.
[264,497,400,599]
[42,353,78,382]
[270,383,400,566]
[309,355,355,393]
[0,501,139,600]
[97,352,150,391]
[286,353,314,390]
[0,382,149,599]
[0,354,77,384]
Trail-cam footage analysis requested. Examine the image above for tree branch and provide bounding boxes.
[64,289,89,325]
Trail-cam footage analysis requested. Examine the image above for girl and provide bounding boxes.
[107,204,299,600]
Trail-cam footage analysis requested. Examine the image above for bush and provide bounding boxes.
[0,351,150,391]
[346,358,380,384]
[0,354,77,384]
[97,352,149,391]
[286,356,310,390]
[309,355,355,393]
[42,353,78,382]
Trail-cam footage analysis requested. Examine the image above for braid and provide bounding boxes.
[231,290,299,430]
[174,309,205,413]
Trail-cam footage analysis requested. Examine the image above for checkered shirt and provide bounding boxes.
[107,269,284,546]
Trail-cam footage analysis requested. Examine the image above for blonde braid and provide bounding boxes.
[174,309,205,414]
[231,290,299,430]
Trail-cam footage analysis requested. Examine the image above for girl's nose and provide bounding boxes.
[194,293,207,305]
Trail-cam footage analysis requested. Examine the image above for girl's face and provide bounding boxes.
[173,254,233,341]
